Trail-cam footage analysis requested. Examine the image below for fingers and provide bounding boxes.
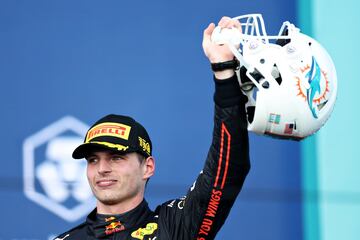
[203,22,215,44]
[203,23,215,38]
[217,16,242,33]
[233,19,242,32]
[218,16,232,28]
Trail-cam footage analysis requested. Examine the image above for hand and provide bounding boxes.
[202,16,242,79]
[202,16,242,63]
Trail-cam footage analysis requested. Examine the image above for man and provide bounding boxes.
[55,16,250,240]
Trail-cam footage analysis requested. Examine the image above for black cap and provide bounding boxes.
[72,114,152,159]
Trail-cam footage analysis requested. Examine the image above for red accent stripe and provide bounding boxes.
[197,123,231,239]
[214,123,225,188]
[220,125,231,189]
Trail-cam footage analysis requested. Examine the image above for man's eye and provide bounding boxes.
[111,155,124,161]
[86,158,98,164]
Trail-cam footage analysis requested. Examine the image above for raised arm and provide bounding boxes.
[156,17,250,240]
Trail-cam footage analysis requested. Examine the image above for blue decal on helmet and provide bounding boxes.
[306,56,322,118]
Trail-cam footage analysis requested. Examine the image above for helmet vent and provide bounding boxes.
[240,66,252,84]
[262,81,269,89]
[247,106,256,124]
[318,100,328,111]
[271,64,282,85]
[250,68,264,83]
[276,27,291,46]
[239,66,255,92]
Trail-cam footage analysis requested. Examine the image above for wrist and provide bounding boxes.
[210,59,239,80]
[214,69,235,79]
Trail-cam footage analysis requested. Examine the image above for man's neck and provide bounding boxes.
[96,195,144,215]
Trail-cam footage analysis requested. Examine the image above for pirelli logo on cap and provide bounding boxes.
[85,122,131,143]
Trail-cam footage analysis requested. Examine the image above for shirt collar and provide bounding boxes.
[86,199,153,238]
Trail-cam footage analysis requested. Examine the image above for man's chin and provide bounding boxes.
[94,191,122,205]
[97,196,121,205]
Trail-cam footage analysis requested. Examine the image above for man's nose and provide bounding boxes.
[97,159,112,174]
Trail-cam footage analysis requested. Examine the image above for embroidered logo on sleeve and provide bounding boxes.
[131,223,157,239]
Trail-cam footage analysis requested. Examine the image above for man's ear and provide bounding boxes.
[142,156,155,180]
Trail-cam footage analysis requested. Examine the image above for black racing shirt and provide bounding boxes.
[54,74,250,240]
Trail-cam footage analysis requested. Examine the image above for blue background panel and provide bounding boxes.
[0,1,301,239]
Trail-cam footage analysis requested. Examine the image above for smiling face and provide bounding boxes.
[86,150,154,212]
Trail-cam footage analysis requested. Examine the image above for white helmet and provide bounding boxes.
[211,14,337,140]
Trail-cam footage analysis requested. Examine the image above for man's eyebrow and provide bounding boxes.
[110,152,127,157]
[84,151,126,159]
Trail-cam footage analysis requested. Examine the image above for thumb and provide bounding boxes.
[203,23,215,42]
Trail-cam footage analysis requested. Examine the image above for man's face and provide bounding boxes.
[86,151,146,205]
